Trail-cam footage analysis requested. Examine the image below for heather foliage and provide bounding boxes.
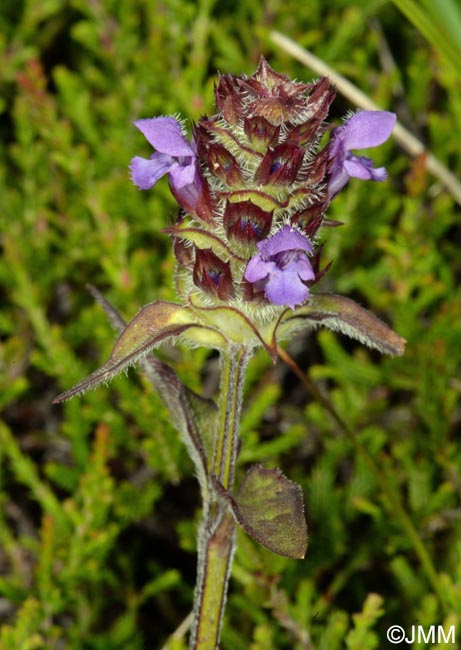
[1,1,460,649]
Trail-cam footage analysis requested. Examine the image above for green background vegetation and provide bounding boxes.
[1,0,460,648]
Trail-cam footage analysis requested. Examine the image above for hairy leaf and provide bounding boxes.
[226,464,308,559]
[54,300,203,402]
[71,286,218,491]
[278,293,406,356]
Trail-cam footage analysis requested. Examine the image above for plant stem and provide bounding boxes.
[190,346,249,650]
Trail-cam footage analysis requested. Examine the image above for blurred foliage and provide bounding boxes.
[1,0,460,648]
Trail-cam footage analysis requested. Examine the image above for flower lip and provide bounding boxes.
[244,225,315,309]
[331,110,396,152]
[257,225,313,257]
[327,110,396,197]
[129,153,175,190]
[130,116,203,209]
[133,117,194,157]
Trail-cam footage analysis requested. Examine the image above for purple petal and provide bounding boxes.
[134,117,193,157]
[328,167,349,196]
[283,254,315,281]
[130,153,175,190]
[169,160,197,189]
[258,225,313,257]
[343,156,374,180]
[244,256,275,282]
[340,111,396,150]
[369,166,387,181]
[264,270,309,308]
[171,174,201,213]
[344,156,387,181]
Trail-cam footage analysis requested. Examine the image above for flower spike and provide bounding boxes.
[126,59,401,358]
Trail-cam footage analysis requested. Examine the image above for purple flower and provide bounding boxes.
[328,110,396,197]
[244,225,315,309]
[130,116,202,205]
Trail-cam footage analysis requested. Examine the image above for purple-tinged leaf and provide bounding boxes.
[53,300,203,402]
[76,286,217,482]
[243,115,280,148]
[223,464,308,559]
[218,188,291,212]
[279,293,406,356]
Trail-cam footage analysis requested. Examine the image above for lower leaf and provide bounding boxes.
[221,464,308,559]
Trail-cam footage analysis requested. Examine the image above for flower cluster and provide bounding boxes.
[56,59,404,402]
[130,58,395,335]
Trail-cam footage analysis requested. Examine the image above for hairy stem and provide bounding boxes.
[190,347,249,650]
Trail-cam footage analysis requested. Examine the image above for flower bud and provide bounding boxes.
[193,248,235,300]
[223,200,272,245]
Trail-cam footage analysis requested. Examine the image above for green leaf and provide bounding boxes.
[345,593,384,650]
[279,293,406,356]
[391,0,461,71]
[228,464,308,559]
